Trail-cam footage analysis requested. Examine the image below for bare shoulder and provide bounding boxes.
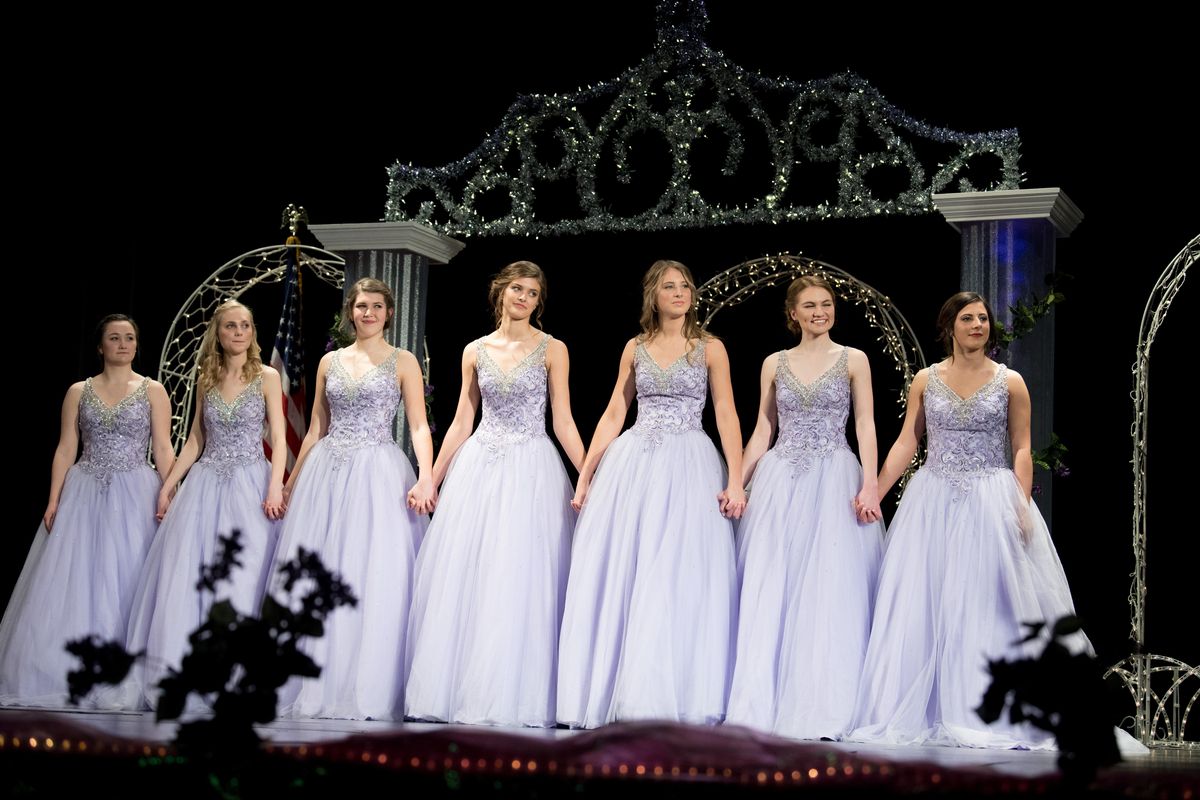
[1006,367,1029,392]
[459,339,480,370]
[545,336,568,357]
[845,347,870,368]
[145,380,171,410]
[910,367,932,390]
[394,347,421,371]
[260,365,282,386]
[703,336,729,358]
[761,351,781,372]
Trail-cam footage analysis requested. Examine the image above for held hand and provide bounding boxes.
[718,484,747,520]
[42,501,58,533]
[156,488,173,522]
[407,477,437,515]
[262,484,286,520]
[853,487,882,525]
[571,477,590,513]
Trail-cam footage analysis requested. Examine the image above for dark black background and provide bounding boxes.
[13,3,1196,675]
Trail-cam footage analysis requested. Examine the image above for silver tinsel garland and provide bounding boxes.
[385,1,1021,237]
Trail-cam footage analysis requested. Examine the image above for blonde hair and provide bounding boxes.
[342,278,396,336]
[784,275,836,336]
[639,259,707,346]
[196,300,263,394]
[488,261,546,328]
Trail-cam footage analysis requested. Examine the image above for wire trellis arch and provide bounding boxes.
[157,245,346,450]
[1104,234,1198,748]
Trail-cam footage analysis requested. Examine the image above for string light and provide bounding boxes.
[698,252,927,481]
[385,1,1020,238]
[158,245,345,450]
[1105,234,1199,749]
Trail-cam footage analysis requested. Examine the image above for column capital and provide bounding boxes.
[933,188,1083,238]
[308,221,465,264]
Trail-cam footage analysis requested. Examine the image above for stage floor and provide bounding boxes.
[3,707,1196,796]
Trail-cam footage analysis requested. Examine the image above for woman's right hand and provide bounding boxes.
[571,477,590,512]
[42,501,58,533]
[156,487,173,522]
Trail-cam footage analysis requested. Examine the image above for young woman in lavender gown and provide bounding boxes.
[272,277,437,720]
[849,291,1085,748]
[725,275,885,739]
[406,261,585,727]
[557,259,744,729]
[0,315,173,707]
[120,299,286,709]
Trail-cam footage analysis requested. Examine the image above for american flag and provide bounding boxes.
[265,241,307,477]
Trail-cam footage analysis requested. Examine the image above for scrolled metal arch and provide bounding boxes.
[696,253,927,418]
[157,244,346,450]
[1113,233,1198,747]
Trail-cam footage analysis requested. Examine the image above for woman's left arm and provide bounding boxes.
[546,339,586,472]
[260,367,287,519]
[398,350,438,514]
[707,339,746,519]
[848,349,882,523]
[147,381,176,482]
[1008,369,1034,501]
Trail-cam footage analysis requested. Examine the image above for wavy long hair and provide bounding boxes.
[639,260,707,349]
[196,300,263,393]
[488,261,546,328]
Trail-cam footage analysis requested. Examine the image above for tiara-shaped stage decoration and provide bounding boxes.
[385,0,1021,237]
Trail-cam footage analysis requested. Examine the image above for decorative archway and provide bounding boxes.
[1104,234,1198,747]
[384,2,1020,238]
[158,245,345,449]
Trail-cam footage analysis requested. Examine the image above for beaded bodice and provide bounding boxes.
[773,348,851,472]
[197,376,265,478]
[324,349,401,462]
[630,340,707,448]
[923,363,1009,482]
[475,335,551,459]
[76,377,152,485]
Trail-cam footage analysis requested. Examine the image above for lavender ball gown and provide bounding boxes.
[0,377,160,707]
[849,364,1083,748]
[406,334,574,727]
[726,348,884,739]
[272,348,428,720]
[557,340,738,728]
[121,375,280,709]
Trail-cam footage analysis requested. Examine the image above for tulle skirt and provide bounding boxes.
[272,439,427,720]
[557,428,737,728]
[119,458,280,710]
[726,447,883,739]
[0,464,159,708]
[848,466,1082,748]
[406,433,574,727]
